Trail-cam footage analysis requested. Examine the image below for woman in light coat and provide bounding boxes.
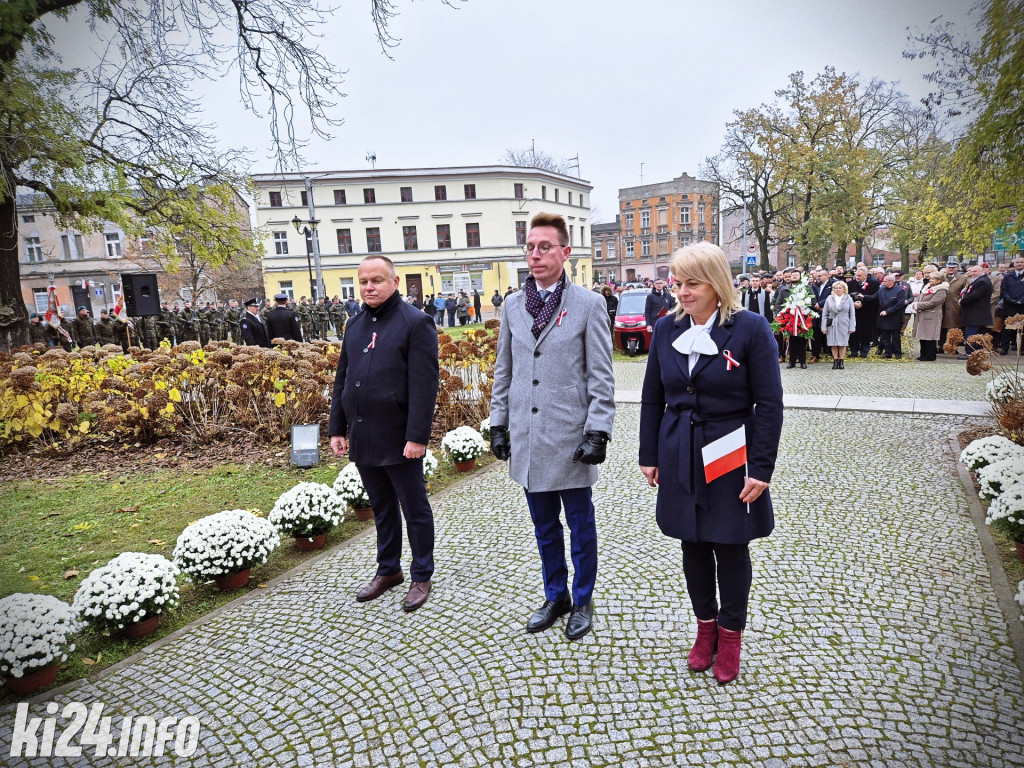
[911,272,948,361]
[821,280,856,369]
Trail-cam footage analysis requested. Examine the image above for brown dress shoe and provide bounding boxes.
[402,581,431,612]
[356,572,404,602]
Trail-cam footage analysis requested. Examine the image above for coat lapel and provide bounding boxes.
[690,316,734,381]
[534,284,569,347]
[667,316,693,382]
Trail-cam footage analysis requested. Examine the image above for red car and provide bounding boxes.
[613,288,653,356]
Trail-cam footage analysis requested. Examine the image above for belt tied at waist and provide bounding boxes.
[666,406,753,493]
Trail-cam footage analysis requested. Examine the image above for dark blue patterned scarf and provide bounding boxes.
[523,271,567,338]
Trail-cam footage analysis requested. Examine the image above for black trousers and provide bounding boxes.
[919,339,937,361]
[358,460,435,582]
[681,541,752,632]
[788,335,807,364]
[878,328,902,357]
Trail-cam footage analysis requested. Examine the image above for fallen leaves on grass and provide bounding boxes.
[61,570,80,580]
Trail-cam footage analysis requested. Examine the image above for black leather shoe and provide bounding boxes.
[526,596,571,633]
[786,362,796,369]
[565,602,593,640]
[799,362,807,369]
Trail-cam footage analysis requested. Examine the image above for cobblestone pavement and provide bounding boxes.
[3,408,1023,767]
[613,358,991,401]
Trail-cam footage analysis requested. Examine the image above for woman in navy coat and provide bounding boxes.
[639,242,783,684]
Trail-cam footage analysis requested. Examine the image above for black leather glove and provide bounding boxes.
[573,431,609,465]
[490,425,511,461]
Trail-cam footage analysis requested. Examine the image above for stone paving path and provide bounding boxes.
[3,366,1023,767]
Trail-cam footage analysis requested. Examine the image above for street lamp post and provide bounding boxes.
[291,177,326,300]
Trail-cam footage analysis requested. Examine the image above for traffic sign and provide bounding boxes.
[747,243,757,253]
[745,255,758,266]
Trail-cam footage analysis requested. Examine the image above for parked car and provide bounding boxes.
[613,288,652,356]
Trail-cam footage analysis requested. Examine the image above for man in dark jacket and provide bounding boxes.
[95,310,117,346]
[329,256,439,613]
[848,267,879,357]
[265,293,303,342]
[958,264,993,357]
[644,279,675,333]
[740,274,773,321]
[444,294,457,328]
[875,273,906,358]
[997,255,1024,354]
[809,269,834,362]
[71,306,96,348]
[239,299,271,347]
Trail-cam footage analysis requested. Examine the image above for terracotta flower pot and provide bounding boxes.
[1015,539,1024,560]
[5,664,58,695]
[454,458,477,472]
[353,507,374,521]
[294,533,327,551]
[122,614,160,639]
[214,568,251,591]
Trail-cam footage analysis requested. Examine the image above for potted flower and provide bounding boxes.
[987,483,1024,559]
[986,372,1022,405]
[172,509,280,591]
[960,435,1024,473]
[441,425,488,471]
[333,463,373,520]
[423,448,439,481]
[72,552,180,638]
[0,593,82,695]
[480,417,491,441]
[269,482,345,551]
[1016,580,1024,620]
[977,458,1024,500]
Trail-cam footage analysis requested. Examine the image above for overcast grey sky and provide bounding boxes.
[54,0,980,222]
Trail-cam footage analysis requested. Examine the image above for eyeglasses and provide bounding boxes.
[523,241,564,255]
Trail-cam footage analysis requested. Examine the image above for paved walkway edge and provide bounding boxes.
[950,433,1024,684]
[19,464,489,706]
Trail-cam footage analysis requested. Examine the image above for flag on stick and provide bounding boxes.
[701,426,747,484]
[44,286,58,327]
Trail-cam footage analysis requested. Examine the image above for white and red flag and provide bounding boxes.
[112,295,134,329]
[701,426,747,484]
[44,286,59,327]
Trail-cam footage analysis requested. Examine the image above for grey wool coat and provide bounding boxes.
[489,280,616,492]
[821,293,856,347]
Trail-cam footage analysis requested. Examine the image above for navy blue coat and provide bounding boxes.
[639,309,784,544]
[875,284,906,330]
[328,292,439,466]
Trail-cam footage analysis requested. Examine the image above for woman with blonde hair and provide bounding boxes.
[639,242,784,684]
[821,280,856,368]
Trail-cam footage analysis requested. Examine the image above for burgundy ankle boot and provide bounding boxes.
[688,618,718,672]
[713,627,742,684]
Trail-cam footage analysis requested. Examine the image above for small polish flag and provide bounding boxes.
[701,426,747,484]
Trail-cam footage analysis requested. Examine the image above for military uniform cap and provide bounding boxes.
[29,312,38,319]
[244,298,259,307]
[77,305,87,311]
[273,293,288,300]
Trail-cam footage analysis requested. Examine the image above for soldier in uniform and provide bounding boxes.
[71,306,96,348]
[176,303,199,342]
[57,310,76,351]
[329,298,347,340]
[96,310,117,346]
[156,305,173,346]
[296,298,314,341]
[113,317,131,353]
[197,303,211,345]
[314,298,330,340]
[225,299,241,343]
[28,313,49,346]
[266,293,303,342]
[239,298,271,347]
[143,313,160,350]
[211,302,226,341]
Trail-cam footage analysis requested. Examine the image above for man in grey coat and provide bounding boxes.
[489,213,616,641]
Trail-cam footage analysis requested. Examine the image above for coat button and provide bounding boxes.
[687,386,695,393]
[357,417,363,423]
[534,350,540,357]
[531,407,538,413]
[355,381,360,387]
[533,380,539,386]
[372,317,377,322]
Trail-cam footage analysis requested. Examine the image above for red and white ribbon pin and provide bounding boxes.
[723,350,740,370]
[556,309,568,326]
[367,332,377,349]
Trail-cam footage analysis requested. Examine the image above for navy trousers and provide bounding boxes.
[524,487,597,606]
[681,541,752,632]
[358,460,435,582]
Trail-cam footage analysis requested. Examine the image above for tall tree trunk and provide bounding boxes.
[835,240,849,270]
[0,181,28,352]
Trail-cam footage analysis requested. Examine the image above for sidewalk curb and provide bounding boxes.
[950,433,1024,684]
[17,462,492,706]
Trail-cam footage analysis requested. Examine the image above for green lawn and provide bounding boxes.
[0,453,489,702]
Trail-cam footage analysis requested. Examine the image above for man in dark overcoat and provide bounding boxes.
[875,273,906,358]
[645,279,675,333]
[265,293,303,342]
[958,263,993,356]
[239,298,271,347]
[329,256,440,613]
[848,267,879,357]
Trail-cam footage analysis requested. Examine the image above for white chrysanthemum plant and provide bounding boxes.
[269,482,345,538]
[423,448,439,479]
[976,458,1024,501]
[72,553,180,631]
[960,435,1024,473]
[172,509,280,581]
[333,463,371,509]
[0,594,82,679]
[1015,580,1024,623]
[441,425,488,464]
[986,483,1024,542]
[986,372,1023,405]
[480,417,491,441]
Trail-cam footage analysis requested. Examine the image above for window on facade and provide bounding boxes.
[595,244,602,261]
[105,232,122,258]
[464,184,476,200]
[608,243,615,260]
[336,228,352,254]
[626,241,634,258]
[363,188,376,204]
[435,185,447,201]
[279,281,294,300]
[515,221,526,246]
[641,211,650,228]
[269,191,282,207]
[300,190,308,206]
[436,224,451,249]
[568,191,573,205]
[641,239,651,257]
[366,227,381,252]
[61,234,82,260]
[541,185,547,200]
[700,206,705,225]
[624,212,633,230]
[333,189,346,205]
[554,189,559,203]
[340,277,355,299]
[658,210,668,226]
[466,223,481,248]
[273,231,289,255]
[514,183,524,199]
[400,186,413,203]
[403,225,418,250]
[25,237,44,263]
[680,206,691,225]
[580,228,585,247]
[22,215,35,224]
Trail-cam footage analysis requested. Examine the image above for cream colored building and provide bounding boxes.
[251,166,593,306]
